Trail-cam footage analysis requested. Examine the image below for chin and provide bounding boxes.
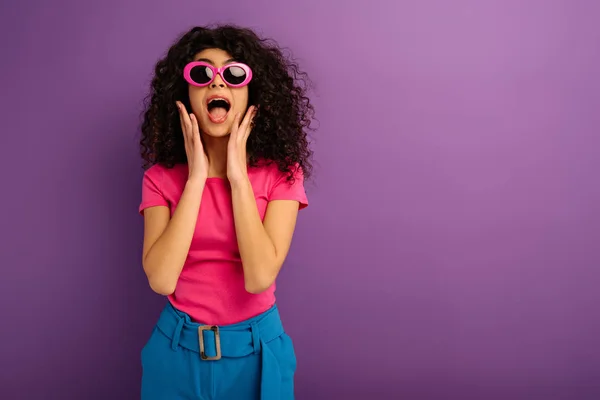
[202,128,231,138]
[200,120,233,138]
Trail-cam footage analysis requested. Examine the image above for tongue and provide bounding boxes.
[209,107,228,120]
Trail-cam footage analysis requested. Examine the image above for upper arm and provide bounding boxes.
[262,200,300,265]
[263,164,309,266]
[139,165,170,264]
[142,206,171,263]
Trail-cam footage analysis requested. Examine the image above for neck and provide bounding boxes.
[201,133,228,178]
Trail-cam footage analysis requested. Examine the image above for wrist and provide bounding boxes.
[229,176,252,191]
[186,177,206,189]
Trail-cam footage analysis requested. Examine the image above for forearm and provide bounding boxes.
[231,178,278,294]
[143,179,205,294]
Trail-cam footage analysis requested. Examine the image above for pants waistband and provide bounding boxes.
[156,301,284,359]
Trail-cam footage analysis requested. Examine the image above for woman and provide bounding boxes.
[137,24,314,400]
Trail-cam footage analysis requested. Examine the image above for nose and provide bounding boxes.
[210,72,226,88]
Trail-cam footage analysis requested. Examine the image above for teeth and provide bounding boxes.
[209,98,229,104]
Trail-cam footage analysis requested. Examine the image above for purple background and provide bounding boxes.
[1,0,599,399]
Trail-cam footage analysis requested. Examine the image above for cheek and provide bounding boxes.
[188,88,205,115]
[233,88,249,111]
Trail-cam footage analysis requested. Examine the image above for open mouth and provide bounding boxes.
[207,97,231,124]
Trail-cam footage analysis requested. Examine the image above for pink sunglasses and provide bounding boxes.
[183,61,253,88]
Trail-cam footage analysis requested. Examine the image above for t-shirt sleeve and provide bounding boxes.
[268,164,308,210]
[139,166,169,215]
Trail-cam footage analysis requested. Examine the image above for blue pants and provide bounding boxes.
[141,301,297,400]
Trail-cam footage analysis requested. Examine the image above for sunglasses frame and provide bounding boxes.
[183,61,253,88]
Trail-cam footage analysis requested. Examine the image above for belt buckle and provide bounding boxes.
[198,325,221,360]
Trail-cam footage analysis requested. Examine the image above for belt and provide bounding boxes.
[156,302,285,400]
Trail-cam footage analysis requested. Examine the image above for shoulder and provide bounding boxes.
[141,163,189,200]
[249,159,304,185]
[250,159,308,209]
[143,162,187,177]
[143,162,188,184]
[142,163,164,181]
[140,163,189,214]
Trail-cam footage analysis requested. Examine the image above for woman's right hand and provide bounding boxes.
[176,101,209,183]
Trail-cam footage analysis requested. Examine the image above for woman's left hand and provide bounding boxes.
[227,105,257,185]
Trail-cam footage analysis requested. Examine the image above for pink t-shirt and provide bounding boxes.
[139,161,308,325]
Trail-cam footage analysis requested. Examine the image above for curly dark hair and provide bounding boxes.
[139,24,315,182]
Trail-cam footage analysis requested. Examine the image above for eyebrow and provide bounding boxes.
[195,57,236,65]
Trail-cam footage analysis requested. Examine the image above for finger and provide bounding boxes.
[177,104,192,146]
[177,102,189,128]
[241,107,257,141]
[239,106,255,131]
[230,112,242,140]
[190,113,200,143]
[176,102,186,133]
[179,107,196,159]
[235,107,253,143]
[178,102,193,134]
[248,108,258,136]
[176,102,192,152]
[189,114,204,161]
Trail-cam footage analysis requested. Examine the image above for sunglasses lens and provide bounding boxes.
[189,65,214,85]
[223,66,247,85]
